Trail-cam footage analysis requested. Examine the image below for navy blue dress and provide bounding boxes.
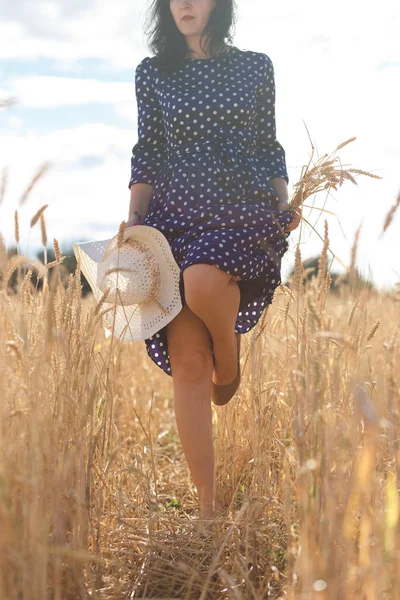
[128,45,295,376]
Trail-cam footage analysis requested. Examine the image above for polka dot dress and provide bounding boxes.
[128,45,295,377]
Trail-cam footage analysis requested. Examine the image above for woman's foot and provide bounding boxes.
[211,333,241,406]
[199,493,226,520]
[211,331,239,386]
[199,504,223,520]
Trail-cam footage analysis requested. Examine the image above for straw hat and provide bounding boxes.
[73,225,183,342]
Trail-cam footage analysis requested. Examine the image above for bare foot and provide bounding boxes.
[199,505,225,524]
[212,332,238,386]
[199,493,226,520]
[199,503,218,520]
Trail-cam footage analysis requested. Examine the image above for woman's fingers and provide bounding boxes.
[286,207,302,232]
[126,220,141,228]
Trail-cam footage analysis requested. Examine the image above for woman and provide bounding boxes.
[126,0,301,519]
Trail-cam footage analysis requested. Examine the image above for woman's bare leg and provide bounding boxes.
[182,264,241,385]
[166,304,223,518]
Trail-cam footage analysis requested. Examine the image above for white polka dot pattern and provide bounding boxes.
[128,46,295,376]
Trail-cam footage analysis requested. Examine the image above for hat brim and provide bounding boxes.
[73,225,183,342]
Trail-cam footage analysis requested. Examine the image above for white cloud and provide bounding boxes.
[0,0,145,69]
[0,124,134,251]
[8,116,23,128]
[0,0,399,288]
[0,122,132,167]
[3,75,134,108]
[38,1,61,21]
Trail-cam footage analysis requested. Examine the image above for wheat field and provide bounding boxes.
[1,207,399,600]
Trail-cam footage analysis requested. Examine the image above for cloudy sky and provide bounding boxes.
[0,0,399,288]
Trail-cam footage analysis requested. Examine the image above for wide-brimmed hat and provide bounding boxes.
[73,225,183,342]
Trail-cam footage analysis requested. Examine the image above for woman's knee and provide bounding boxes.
[170,349,213,383]
[183,264,230,302]
[166,305,213,382]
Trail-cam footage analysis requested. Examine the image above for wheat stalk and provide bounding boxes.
[5,255,47,285]
[18,162,52,206]
[53,239,62,264]
[349,223,362,281]
[289,136,381,212]
[40,214,48,265]
[381,190,400,235]
[366,320,381,342]
[117,221,127,249]
[14,210,20,247]
[30,204,49,228]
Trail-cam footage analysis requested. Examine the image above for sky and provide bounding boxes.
[0,0,399,288]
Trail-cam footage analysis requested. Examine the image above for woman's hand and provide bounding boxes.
[277,200,302,232]
[286,207,302,232]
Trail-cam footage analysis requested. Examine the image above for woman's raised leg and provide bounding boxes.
[182,264,241,385]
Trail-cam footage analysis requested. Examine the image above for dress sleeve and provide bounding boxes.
[254,54,289,185]
[128,57,167,189]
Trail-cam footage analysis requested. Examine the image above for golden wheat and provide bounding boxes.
[18,162,51,207]
[382,190,400,235]
[0,145,398,600]
[37,270,399,599]
[30,203,49,228]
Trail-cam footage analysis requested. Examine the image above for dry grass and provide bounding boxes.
[1,147,399,599]
[382,190,400,235]
[1,218,399,599]
[289,135,381,214]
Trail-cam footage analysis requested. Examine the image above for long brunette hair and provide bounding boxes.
[142,0,237,75]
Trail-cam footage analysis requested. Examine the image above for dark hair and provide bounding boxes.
[143,0,238,76]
